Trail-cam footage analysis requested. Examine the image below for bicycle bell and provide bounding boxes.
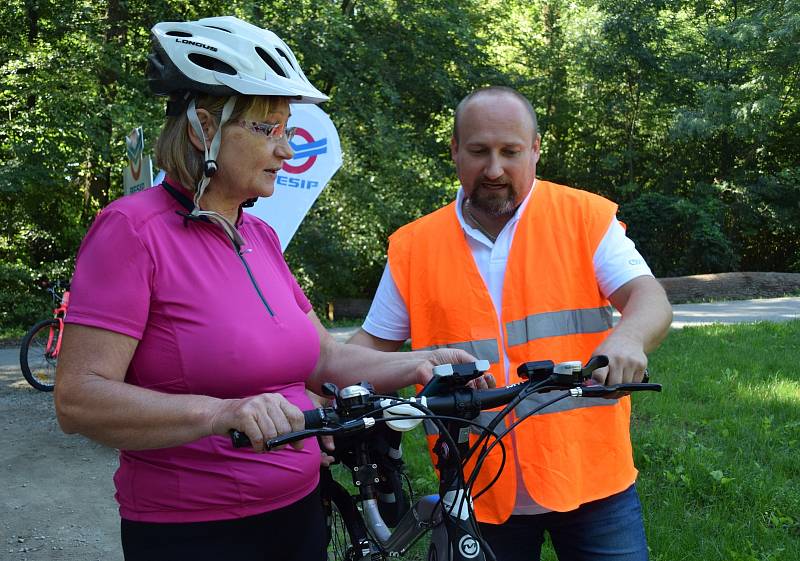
[338,383,372,413]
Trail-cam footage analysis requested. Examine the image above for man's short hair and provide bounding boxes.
[453,86,538,143]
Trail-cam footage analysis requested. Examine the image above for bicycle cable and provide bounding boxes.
[469,391,572,501]
[369,397,501,561]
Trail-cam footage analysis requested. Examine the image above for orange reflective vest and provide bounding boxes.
[388,180,637,524]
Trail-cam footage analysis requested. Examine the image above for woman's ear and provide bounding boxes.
[187,109,219,152]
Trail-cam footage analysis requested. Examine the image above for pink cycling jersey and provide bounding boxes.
[66,180,322,523]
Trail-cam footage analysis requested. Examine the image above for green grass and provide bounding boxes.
[635,320,800,561]
[318,316,366,328]
[361,320,800,560]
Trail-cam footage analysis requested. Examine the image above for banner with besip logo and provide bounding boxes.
[123,127,154,196]
[248,104,342,251]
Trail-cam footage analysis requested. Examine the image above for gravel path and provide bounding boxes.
[1,359,120,560]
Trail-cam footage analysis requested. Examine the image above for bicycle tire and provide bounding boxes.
[20,318,60,392]
[322,469,375,561]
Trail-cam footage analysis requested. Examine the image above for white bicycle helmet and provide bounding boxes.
[147,16,328,104]
[146,16,328,249]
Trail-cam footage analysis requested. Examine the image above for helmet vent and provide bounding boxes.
[275,48,297,71]
[203,25,232,33]
[255,47,287,78]
[188,53,237,75]
[166,31,193,37]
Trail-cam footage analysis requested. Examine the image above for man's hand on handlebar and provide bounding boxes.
[589,331,649,398]
[209,393,305,453]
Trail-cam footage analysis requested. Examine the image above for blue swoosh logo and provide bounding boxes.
[289,137,328,160]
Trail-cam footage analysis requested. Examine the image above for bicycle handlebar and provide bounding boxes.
[229,368,661,451]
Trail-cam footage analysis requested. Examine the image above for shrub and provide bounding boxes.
[620,191,740,277]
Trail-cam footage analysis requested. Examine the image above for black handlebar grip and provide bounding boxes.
[304,408,326,429]
[230,429,251,448]
[229,408,326,449]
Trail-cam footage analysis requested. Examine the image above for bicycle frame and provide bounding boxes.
[321,385,499,561]
[45,285,69,359]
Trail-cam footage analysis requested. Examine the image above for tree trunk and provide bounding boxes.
[85,0,128,211]
[25,0,38,109]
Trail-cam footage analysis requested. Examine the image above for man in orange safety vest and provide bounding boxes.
[349,86,673,561]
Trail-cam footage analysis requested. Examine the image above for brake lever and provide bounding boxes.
[572,382,662,398]
[581,355,610,380]
[230,427,336,450]
[230,417,376,450]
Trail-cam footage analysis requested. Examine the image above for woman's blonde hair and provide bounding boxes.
[154,95,280,190]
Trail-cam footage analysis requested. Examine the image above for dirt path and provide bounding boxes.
[1,354,120,561]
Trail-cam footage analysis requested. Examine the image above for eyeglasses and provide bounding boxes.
[237,120,297,143]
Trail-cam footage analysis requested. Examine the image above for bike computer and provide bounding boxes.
[418,360,491,397]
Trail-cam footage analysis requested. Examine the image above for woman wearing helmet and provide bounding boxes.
[54,17,471,561]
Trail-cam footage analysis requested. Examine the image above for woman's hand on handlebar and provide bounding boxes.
[209,393,305,452]
[306,390,336,466]
[417,348,479,385]
[469,372,496,390]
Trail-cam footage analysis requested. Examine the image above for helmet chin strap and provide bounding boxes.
[186,96,246,251]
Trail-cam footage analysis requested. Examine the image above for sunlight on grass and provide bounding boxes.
[734,376,800,403]
[634,320,800,561]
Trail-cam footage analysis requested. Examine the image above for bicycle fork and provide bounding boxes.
[366,493,440,554]
[45,320,63,359]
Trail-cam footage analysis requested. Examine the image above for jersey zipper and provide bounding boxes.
[162,180,276,318]
[236,248,275,317]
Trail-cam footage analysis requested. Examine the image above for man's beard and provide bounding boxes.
[468,179,517,217]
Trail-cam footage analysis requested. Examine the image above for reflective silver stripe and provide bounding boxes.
[419,338,500,364]
[514,392,618,418]
[469,411,508,436]
[506,306,614,347]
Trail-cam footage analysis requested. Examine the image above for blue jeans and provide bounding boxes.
[478,484,648,561]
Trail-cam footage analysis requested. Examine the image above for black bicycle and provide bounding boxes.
[232,357,660,561]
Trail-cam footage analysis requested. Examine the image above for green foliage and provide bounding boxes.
[0,260,48,329]
[620,191,739,277]
[721,169,800,273]
[1,0,799,329]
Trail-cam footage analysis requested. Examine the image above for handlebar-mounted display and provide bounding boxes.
[418,359,491,397]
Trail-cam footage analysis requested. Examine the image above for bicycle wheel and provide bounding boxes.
[20,319,60,392]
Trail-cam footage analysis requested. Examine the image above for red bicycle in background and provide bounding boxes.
[19,281,70,392]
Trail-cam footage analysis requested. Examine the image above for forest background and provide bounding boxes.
[2,0,799,331]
